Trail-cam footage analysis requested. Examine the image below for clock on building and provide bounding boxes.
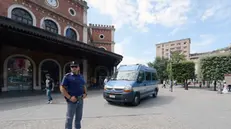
[46,0,59,7]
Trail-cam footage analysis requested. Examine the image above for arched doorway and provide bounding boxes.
[39,59,61,90]
[4,55,35,91]
[94,66,109,87]
[63,61,83,75]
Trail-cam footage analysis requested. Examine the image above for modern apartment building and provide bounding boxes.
[156,38,191,59]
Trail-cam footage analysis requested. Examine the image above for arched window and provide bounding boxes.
[99,46,107,51]
[66,28,77,40]
[11,8,33,25]
[43,19,58,34]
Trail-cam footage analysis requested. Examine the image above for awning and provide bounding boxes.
[0,16,123,66]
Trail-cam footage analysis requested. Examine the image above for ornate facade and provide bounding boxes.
[0,0,122,92]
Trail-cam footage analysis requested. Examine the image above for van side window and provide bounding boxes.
[152,72,158,80]
[137,71,144,80]
[145,72,152,81]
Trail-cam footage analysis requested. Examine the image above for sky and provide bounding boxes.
[86,0,231,66]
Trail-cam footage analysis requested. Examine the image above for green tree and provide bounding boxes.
[199,53,231,91]
[172,61,195,90]
[147,57,169,82]
[171,51,186,63]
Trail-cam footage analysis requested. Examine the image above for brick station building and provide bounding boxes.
[0,0,122,92]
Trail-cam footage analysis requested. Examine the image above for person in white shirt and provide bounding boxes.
[162,80,166,88]
[104,77,108,85]
[222,81,228,94]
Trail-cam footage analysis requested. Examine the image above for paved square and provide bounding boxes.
[0,87,231,129]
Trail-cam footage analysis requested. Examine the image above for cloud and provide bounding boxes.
[200,1,231,21]
[193,34,215,46]
[86,0,191,32]
[114,37,148,66]
[191,34,216,53]
[201,6,218,21]
[168,27,187,36]
[143,51,153,55]
[168,28,180,36]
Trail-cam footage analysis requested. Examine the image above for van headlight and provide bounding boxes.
[124,85,132,92]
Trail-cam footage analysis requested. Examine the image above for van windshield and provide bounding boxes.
[111,71,138,81]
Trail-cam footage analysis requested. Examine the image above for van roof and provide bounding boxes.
[118,64,156,72]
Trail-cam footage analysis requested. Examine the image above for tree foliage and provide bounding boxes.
[198,53,231,90]
[172,61,195,83]
[199,54,231,81]
[171,51,186,63]
[147,57,168,82]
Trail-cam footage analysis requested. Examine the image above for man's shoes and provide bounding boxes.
[46,101,52,104]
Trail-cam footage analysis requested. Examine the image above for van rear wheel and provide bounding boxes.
[132,94,140,106]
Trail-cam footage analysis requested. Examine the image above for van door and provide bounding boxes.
[136,70,145,98]
[144,71,152,95]
[151,72,158,91]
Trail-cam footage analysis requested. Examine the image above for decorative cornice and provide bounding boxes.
[27,0,84,27]
[88,23,115,30]
[92,41,115,44]
[156,38,191,46]
[70,0,89,9]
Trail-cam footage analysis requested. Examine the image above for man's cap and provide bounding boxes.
[70,61,79,67]
[45,74,50,76]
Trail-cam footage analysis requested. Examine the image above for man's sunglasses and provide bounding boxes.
[70,66,78,68]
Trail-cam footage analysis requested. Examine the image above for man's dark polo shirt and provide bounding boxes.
[61,72,86,99]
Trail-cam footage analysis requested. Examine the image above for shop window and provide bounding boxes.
[7,57,33,91]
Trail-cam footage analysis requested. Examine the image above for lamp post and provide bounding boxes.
[168,50,185,91]
[169,51,173,92]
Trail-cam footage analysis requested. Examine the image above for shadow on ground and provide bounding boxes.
[187,85,223,92]
[176,85,220,92]
[108,95,175,109]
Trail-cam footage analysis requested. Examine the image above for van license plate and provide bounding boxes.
[109,95,115,98]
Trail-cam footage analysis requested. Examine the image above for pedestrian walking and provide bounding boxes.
[162,80,166,88]
[60,61,87,129]
[45,74,54,104]
[222,81,228,94]
[103,76,108,88]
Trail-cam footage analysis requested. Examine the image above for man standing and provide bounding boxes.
[45,74,54,104]
[60,61,87,129]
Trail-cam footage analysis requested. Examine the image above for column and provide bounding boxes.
[111,67,114,76]
[83,27,88,43]
[111,30,115,52]
[83,60,88,85]
[111,43,115,52]
[83,8,88,44]
[114,66,117,73]
[2,61,8,91]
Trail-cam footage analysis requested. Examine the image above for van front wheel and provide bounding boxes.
[132,94,140,106]
[152,89,158,98]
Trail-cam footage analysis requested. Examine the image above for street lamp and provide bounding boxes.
[168,50,184,92]
[169,51,173,92]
